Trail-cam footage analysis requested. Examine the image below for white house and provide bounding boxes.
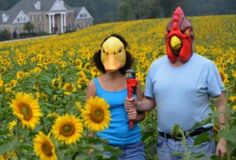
[0,0,93,34]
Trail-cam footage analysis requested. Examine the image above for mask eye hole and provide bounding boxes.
[183,27,192,36]
[118,47,123,53]
[102,49,108,55]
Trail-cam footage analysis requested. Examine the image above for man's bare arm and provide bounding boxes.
[136,96,156,112]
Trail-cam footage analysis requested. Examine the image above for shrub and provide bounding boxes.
[0,29,11,41]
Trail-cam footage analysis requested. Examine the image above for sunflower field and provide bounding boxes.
[0,15,235,160]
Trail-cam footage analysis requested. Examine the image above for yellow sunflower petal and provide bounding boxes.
[82,97,111,131]
[34,132,57,160]
[10,93,42,129]
[52,114,83,145]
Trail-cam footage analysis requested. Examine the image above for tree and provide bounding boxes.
[118,0,135,20]
[23,22,34,33]
[149,0,162,18]
[0,29,11,41]
[159,0,182,17]
[118,0,162,20]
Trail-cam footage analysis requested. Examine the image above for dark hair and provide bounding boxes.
[93,33,134,75]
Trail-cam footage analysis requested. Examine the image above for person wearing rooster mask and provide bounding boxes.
[86,33,145,160]
[125,7,227,159]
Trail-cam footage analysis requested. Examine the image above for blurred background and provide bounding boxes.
[0,0,236,23]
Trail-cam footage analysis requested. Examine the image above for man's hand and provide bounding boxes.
[216,138,227,158]
[214,93,227,158]
[125,96,156,112]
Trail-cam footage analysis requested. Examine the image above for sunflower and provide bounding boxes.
[0,78,3,88]
[63,83,76,95]
[232,70,236,78]
[0,151,16,160]
[77,70,87,80]
[51,77,63,89]
[8,120,17,131]
[82,97,111,131]
[75,58,83,69]
[11,93,42,129]
[34,132,57,160]
[233,105,236,111]
[219,69,229,84]
[52,114,83,145]
[229,96,236,103]
[4,83,12,93]
[9,80,17,88]
[31,67,42,74]
[16,71,25,80]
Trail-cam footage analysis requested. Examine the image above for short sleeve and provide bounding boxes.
[207,62,225,97]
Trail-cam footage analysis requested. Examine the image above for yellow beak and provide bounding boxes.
[101,37,126,72]
[170,36,182,50]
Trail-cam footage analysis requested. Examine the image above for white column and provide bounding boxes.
[60,13,63,33]
[52,14,55,28]
[63,13,66,31]
[48,14,52,33]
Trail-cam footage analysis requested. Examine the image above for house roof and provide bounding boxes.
[0,0,79,24]
[75,6,93,20]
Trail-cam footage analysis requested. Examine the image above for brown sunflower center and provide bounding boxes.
[60,124,75,137]
[19,103,33,121]
[76,61,81,66]
[66,85,73,91]
[90,107,104,123]
[41,141,53,157]
[53,80,60,88]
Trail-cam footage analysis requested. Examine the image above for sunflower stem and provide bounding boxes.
[15,119,21,160]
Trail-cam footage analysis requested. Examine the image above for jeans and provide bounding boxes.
[157,131,215,160]
[111,142,145,160]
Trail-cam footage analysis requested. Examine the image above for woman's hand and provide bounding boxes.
[125,98,138,120]
[127,108,137,120]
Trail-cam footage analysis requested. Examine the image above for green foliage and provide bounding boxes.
[23,22,34,33]
[118,0,162,20]
[218,110,236,159]
[141,109,158,160]
[0,29,11,41]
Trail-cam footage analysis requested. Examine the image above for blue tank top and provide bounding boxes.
[94,78,141,145]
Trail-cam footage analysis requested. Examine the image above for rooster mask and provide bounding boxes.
[165,7,194,63]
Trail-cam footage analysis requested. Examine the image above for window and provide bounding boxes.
[2,13,9,22]
[80,13,87,18]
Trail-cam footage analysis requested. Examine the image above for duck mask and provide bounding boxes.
[165,7,194,63]
[101,37,126,72]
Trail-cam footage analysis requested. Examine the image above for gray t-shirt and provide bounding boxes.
[145,53,224,132]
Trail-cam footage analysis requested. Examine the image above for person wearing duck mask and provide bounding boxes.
[125,7,227,159]
[86,34,145,160]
